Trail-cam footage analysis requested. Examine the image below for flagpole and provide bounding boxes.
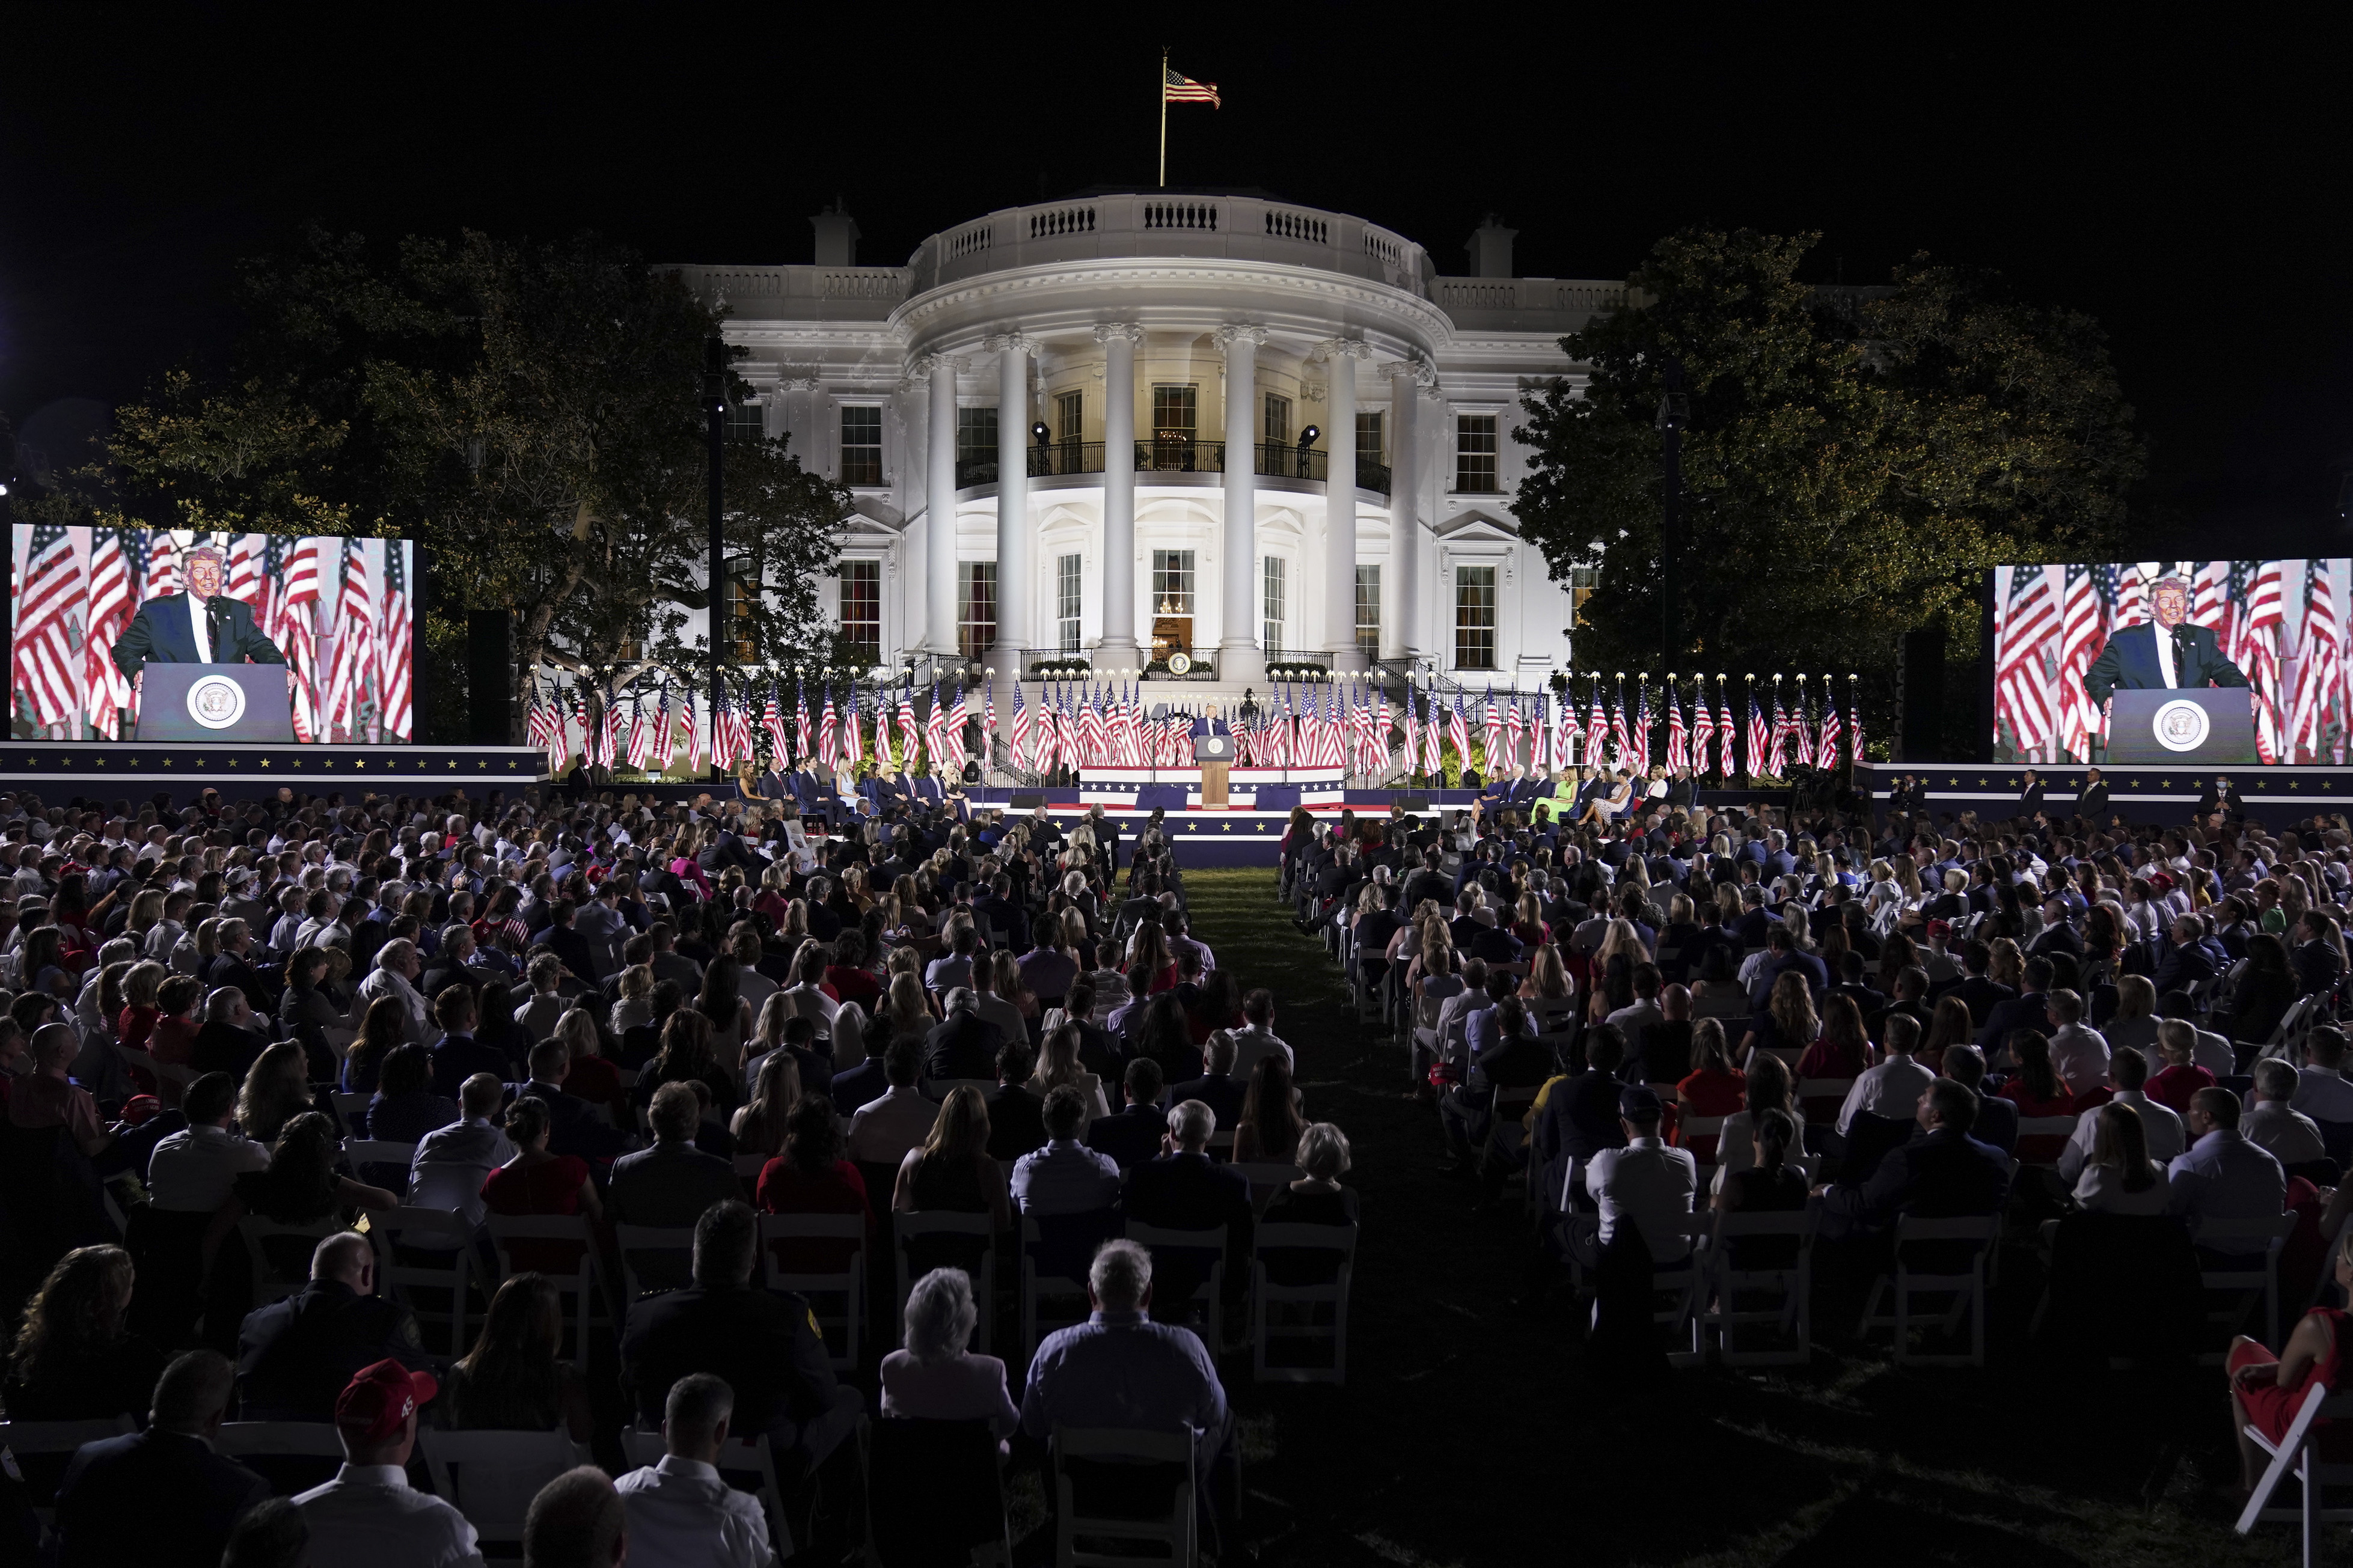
[1158,47,1168,188]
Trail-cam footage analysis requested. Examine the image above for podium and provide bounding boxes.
[1193,732,1235,807]
[2103,687,2259,764]
[134,664,298,743]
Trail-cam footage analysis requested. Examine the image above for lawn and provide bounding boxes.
[1176,867,2303,1568]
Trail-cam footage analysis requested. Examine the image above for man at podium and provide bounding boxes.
[2080,573,2252,724]
[109,545,285,679]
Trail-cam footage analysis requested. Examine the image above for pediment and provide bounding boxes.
[1434,510,1520,543]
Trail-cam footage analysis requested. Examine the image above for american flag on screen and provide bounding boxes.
[227,533,263,610]
[14,523,81,728]
[322,539,375,741]
[378,545,412,740]
[275,537,323,742]
[142,531,180,598]
[1995,566,2057,758]
[85,527,135,739]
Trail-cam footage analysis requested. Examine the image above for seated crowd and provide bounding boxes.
[0,781,1359,1564]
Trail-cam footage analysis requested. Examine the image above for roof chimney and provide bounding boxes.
[1466,213,1517,279]
[810,199,861,267]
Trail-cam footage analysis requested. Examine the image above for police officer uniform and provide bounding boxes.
[236,1278,431,1420]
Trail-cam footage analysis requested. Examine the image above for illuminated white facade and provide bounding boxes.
[671,194,1622,692]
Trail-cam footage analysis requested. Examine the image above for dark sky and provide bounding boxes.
[5,9,2348,541]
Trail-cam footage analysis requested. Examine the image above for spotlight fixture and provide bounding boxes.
[1031,422,1051,445]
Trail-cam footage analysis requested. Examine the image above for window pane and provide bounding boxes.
[1261,555,1286,654]
[725,561,759,663]
[1355,564,1382,655]
[1454,413,1498,493]
[1057,553,1083,653]
[1454,564,1496,670]
[1056,391,1083,444]
[840,406,883,487]
[1264,394,1290,446]
[1150,385,1197,437]
[726,403,765,443]
[956,407,998,464]
[958,561,997,655]
[839,560,881,664]
[1355,411,1382,467]
[1151,550,1195,614]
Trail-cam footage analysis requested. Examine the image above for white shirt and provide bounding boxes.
[1835,1054,1936,1135]
[1227,1024,1293,1082]
[296,1463,484,1568]
[1583,1136,1698,1258]
[2293,1066,2353,1123]
[614,1455,778,1568]
[2153,620,2178,689]
[408,1117,518,1228]
[2244,1101,2329,1167]
[2073,1163,2173,1216]
[187,593,215,664]
[146,1121,271,1213]
[2048,1023,2111,1092]
[2056,1088,2184,1182]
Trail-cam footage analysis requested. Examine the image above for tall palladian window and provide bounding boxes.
[958,562,997,655]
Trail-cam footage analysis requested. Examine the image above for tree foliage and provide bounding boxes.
[1513,228,2141,743]
[86,228,848,742]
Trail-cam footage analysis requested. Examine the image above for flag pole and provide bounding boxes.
[1158,46,1167,188]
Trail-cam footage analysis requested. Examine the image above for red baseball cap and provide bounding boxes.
[335,1359,438,1443]
[1925,919,1952,938]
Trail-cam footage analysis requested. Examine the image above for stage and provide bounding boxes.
[0,741,552,798]
[1855,761,2353,831]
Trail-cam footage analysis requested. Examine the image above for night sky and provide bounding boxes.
[5,10,2347,546]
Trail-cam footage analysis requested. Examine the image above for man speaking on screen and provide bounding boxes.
[109,544,286,680]
[2080,572,2254,727]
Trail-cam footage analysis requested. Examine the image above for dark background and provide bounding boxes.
[5,10,2348,549]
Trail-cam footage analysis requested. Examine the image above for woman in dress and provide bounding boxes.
[756,1094,871,1275]
[1677,1019,1748,1119]
[1233,1055,1306,1165]
[2230,1228,2353,1492]
[480,1097,601,1274]
[1795,993,1870,1082]
[1997,1030,2077,1118]
[2072,1101,2170,1216]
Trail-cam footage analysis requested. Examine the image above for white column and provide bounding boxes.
[1094,323,1145,668]
[1381,359,1431,659]
[985,333,1035,670]
[923,353,964,655]
[1321,339,1370,673]
[1216,324,1269,687]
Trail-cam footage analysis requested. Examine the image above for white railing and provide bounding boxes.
[664,264,910,315]
[1433,277,1629,322]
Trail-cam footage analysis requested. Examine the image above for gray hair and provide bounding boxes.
[2254,1057,2299,1102]
[903,1266,978,1362]
[1165,1098,1214,1147]
[944,987,978,1017]
[1089,1239,1152,1313]
[204,986,245,1023]
[662,1371,734,1444]
[1297,1121,1353,1181]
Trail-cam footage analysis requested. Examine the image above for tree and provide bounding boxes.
[94,228,848,743]
[1514,228,2140,750]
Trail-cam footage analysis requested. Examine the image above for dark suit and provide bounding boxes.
[1168,1072,1246,1131]
[827,1058,889,1112]
[54,1427,271,1568]
[619,1283,856,1462]
[190,1020,267,1082]
[1975,990,2049,1054]
[110,592,285,679]
[2019,781,2046,817]
[2079,780,2110,820]
[1818,1126,2012,1246]
[204,951,276,1014]
[2082,620,2250,703]
[430,1033,511,1099]
[513,1076,630,1161]
[1122,1150,1252,1317]
[922,1013,1004,1083]
[985,1083,1047,1159]
[607,1141,743,1233]
[236,1280,429,1420]
[1085,1102,1167,1171]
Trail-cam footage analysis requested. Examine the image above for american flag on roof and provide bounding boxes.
[1164,67,1219,106]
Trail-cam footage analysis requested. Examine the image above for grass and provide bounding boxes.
[1178,867,2303,1568]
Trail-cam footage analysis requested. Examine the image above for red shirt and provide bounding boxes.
[482,1157,593,1272]
[755,1158,871,1273]
[1998,1080,2077,1118]
[118,1005,161,1051]
[2147,1063,2217,1115]
[152,1017,199,1067]
[1677,1067,1746,1117]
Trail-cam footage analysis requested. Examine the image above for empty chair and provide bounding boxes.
[340,1138,417,1194]
[239,1216,345,1308]
[759,1212,866,1372]
[1053,1427,1198,1568]
[1709,1207,1818,1366]
[1250,1222,1357,1384]
[212,1420,348,1497]
[1124,1222,1227,1355]
[367,1208,477,1358]
[1859,1214,2000,1366]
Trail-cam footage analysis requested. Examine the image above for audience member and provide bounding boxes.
[293,1359,480,1565]
[52,1350,269,1568]
[614,1373,776,1568]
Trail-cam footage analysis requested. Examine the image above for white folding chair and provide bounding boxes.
[341,1138,418,1192]
[894,1212,996,1352]
[1124,1221,1226,1355]
[418,1429,594,1547]
[1229,1164,1305,1215]
[757,1213,871,1373]
[620,1426,793,1560]
[1859,1213,1998,1366]
[2198,1212,2299,1355]
[1020,1216,1099,1365]
[329,1091,374,1137]
[239,1216,344,1307]
[1793,1078,1855,1128]
[0,1417,133,1523]
[485,1213,602,1368]
[368,1207,477,1358]
[613,1223,698,1313]
[1709,1206,1818,1366]
[1676,1114,1728,1168]
[1250,1222,1356,1384]
[147,1056,195,1102]
[733,1152,770,1200]
[1052,1427,1197,1568]
[213,1420,347,1496]
[1642,1214,1715,1368]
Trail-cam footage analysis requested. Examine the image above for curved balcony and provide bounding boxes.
[953,441,1391,494]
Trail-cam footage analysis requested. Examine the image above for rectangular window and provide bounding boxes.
[1056,553,1083,653]
[1356,410,1383,468]
[839,406,883,486]
[1454,413,1499,493]
[838,560,881,664]
[725,402,765,444]
[724,563,759,663]
[957,561,997,656]
[1454,564,1497,670]
[1264,394,1291,447]
[1150,385,1198,438]
[1056,390,1083,444]
[1261,555,1287,654]
[956,407,998,465]
[1355,565,1382,655]
[1151,550,1196,614]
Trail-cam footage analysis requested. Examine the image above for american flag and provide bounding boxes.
[794,677,812,764]
[1745,694,1768,778]
[763,683,790,766]
[1766,693,1790,777]
[571,686,593,769]
[1715,687,1734,775]
[1006,679,1031,773]
[652,687,676,771]
[949,680,972,769]
[684,690,705,774]
[378,545,412,740]
[226,533,263,612]
[1819,694,1843,771]
[599,694,623,769]
[983,678,999,769]
[1446,690,1470,770]
[274,537,324,742]
[1504,695,1525,773]
[13,523,81,728]
[322,538,376,741]
[2056,563,2103,761]
[818,685,839,767]
[1372,685,1391,775]
[708,686,736,770]
[1401,690,1421,775]
[85,527,135,739]
[924,683,950,771]
[1792,689,1815,769]
[2289,559,2343,764]
[1420,689,1443,775]
[2113,562,2149,627]
[1479,688,1504,776]
[142,530,181,597]
[896,689,921,770]
[527,682,561,769]
[837,686,863,772]
[1077,685,1107,768]
[1691,689,1715,777]
[1609,687,1632,765]
[1666,692,1688,772]
[2192,560,2229,632]
[1585,690,1608,766]
[1164,67,1219,106]
[1995,566,2057,759]
[626,693,652,770]
[1552,694,1576,773]
[2242,560,2286,764]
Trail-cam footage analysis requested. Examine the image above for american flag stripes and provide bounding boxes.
[2056,563,2103,761]
[13,523,80,729]
[1818,698,1843,772]
[626,694,652,770]
[1716,688,1734,776]
[1766,693,1790,778]
[322,538,376,742]
[1666,692,1687,773]
[1745,694,1768,779]
[1994,566,2057,760]
[84,528,134,739]
[1163,67,1220,106]
[817,686,838,769]
[1585,692,1607,767]
[896,689,922,771]
[378,545,412,741]
[1609,688,1632,766]
[1009,680,1031,774]
[1689,691,1714,778]
[2289,558,2344,763]
[764,684,791,766]
[2243,561,2287,764]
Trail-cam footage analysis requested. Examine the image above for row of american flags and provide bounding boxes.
[1993,559,2347,764]
[527,669,1861,783]
[10,526,413,743]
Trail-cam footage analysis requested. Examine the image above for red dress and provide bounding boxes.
[755,1158,871,1273]
[2147,1063,2217,1115]
[481,1157,593,1273]
[1998,1079,2078,1119]
[1677,1068,1746,1117]
[2238,1307,2352,1456]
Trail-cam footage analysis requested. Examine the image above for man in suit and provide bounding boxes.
[1975,954,2054,1056]
[2197,774,2246,822]
[2078,767,2110,823]
[237,1233,433,1420]
[513,1039,632,1161]
[986,1040,1048,1160]
[923,989,1004,1083]
[1086,1057,1169,1171]
[2081,573,2254,730]
[1169,1031,1246,1132]
[1814,1077,2013,1246]
[53,1350,270,1567]
[1121,1097,1253,1319]
[607,1083,744,1289]
[2018,769,2045,819]
[108,544,286,680]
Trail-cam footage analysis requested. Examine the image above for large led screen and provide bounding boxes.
[1990,559,2350,764]
[10,526,417,743]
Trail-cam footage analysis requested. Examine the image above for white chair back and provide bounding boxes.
[1054,1427,1197,1568]
[418,1429,594,1546]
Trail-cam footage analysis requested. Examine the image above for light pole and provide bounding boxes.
[1655,357,1688,680]
[704,334,727,784]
